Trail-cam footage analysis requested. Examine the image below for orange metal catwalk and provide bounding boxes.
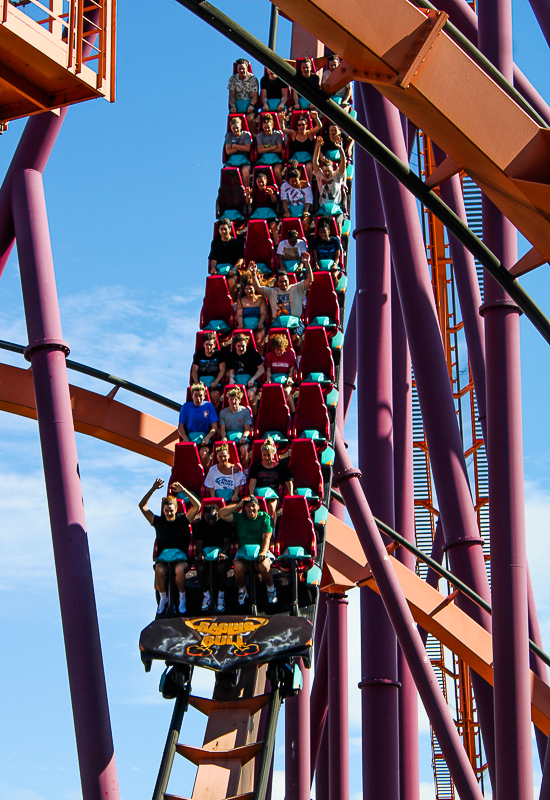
[273,0,550,271]
[0,0,115,121]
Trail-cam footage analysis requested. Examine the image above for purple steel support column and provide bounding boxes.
[426,518,445,592]
[327,593,349,800]
[323,376,350,800]
[285,660,310,800]
[434,147,548,748]
[314,593,329,800]
[392,269,420,800]
[433,0,550,125]
[360,82,496,781]
[355,88,400,800]
[343,295,357,422]
[433,146,487,440]
[334,431,485,800]
[310,620,329,784]
[478,2,533,797]
[12,168,120,800]
[0,109,68,278]
[528,567,549,767]
[419,518,445,648]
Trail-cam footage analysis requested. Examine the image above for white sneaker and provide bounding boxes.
[157,594,169,615]
[238,588,248,606]
[217,592,225,613]
[267,587,278,604]
[178,594,187,614]
[201,591,211,611]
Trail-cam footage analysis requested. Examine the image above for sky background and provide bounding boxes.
[1,1,550,799]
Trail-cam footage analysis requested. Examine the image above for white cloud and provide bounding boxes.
[419,782,436,800]
[271,769,285,800]
[525,479,550,645]
[0,785,49,800]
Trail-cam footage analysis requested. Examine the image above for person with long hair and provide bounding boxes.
[248,437,293,524]
[204,443,247,503]
[236,281,268,354]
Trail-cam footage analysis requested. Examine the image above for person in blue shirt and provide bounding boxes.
[178,382,218,468]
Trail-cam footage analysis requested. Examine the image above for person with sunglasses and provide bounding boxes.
[279,110,321,182]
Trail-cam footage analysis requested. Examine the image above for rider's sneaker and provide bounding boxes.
[216,591,225,613]
[157,594,169,615]
[238,587,248,606]
[267,586,278,604]
[178,593,187,614]
[201,591,211,611]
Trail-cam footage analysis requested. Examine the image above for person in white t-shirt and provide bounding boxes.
[204,444,246,503]
[276,229,309,272]
[313,135,347,232]
[250,256,313,352]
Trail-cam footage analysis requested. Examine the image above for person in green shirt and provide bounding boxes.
[220,496,277,606]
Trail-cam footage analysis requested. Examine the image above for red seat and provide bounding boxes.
[255,384,291,443]
[226,113,251,134]
[252,165,277,188]
[170,443,205,499]
[298,327,336,384]
[222,384,252,412]
[195,331,221,352]
[200,276,234,331]
[275,496,317,562]
[289,109,313,130]
[288,439,324,507]
[231,329,259,352]
[244,220,275,272]
[258,111,283,131]
[290,163,311,187]
[280,218,306,241]
[293,383,330,440]
[185,386,212,402]
[249,439,266,468]
[232,60,255,75]
[314,216,340,238]
[250,165,279,206]
[303,272,341,328]
[265,328,295,355]
[200,497,226,514]
[213,220,237,238]
[256,496,269,515]
[212,440,241,467]
[217,168,247,219]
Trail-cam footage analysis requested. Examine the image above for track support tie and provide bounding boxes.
[175,742,263,766]
[165,794,254,800]
[188,694,270,716]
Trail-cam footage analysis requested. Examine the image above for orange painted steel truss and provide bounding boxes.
[0,362,177,463]
[0,0,115,121]
[273,0,550,270]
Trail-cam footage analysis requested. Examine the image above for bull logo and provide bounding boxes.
[184,618,268,656]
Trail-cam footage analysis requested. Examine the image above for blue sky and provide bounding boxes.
[1,1,550,799]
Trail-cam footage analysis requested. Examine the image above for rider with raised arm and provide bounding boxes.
[219,496,278,606]
[139,478,200,616]
[249,256,313,352]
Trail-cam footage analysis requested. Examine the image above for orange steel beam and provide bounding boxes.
[0,362,178,464]
[322,513,550,735]
[185,667,268,799]
[273,0,550,267]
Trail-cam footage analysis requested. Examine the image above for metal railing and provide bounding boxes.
[0,338,181,412]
